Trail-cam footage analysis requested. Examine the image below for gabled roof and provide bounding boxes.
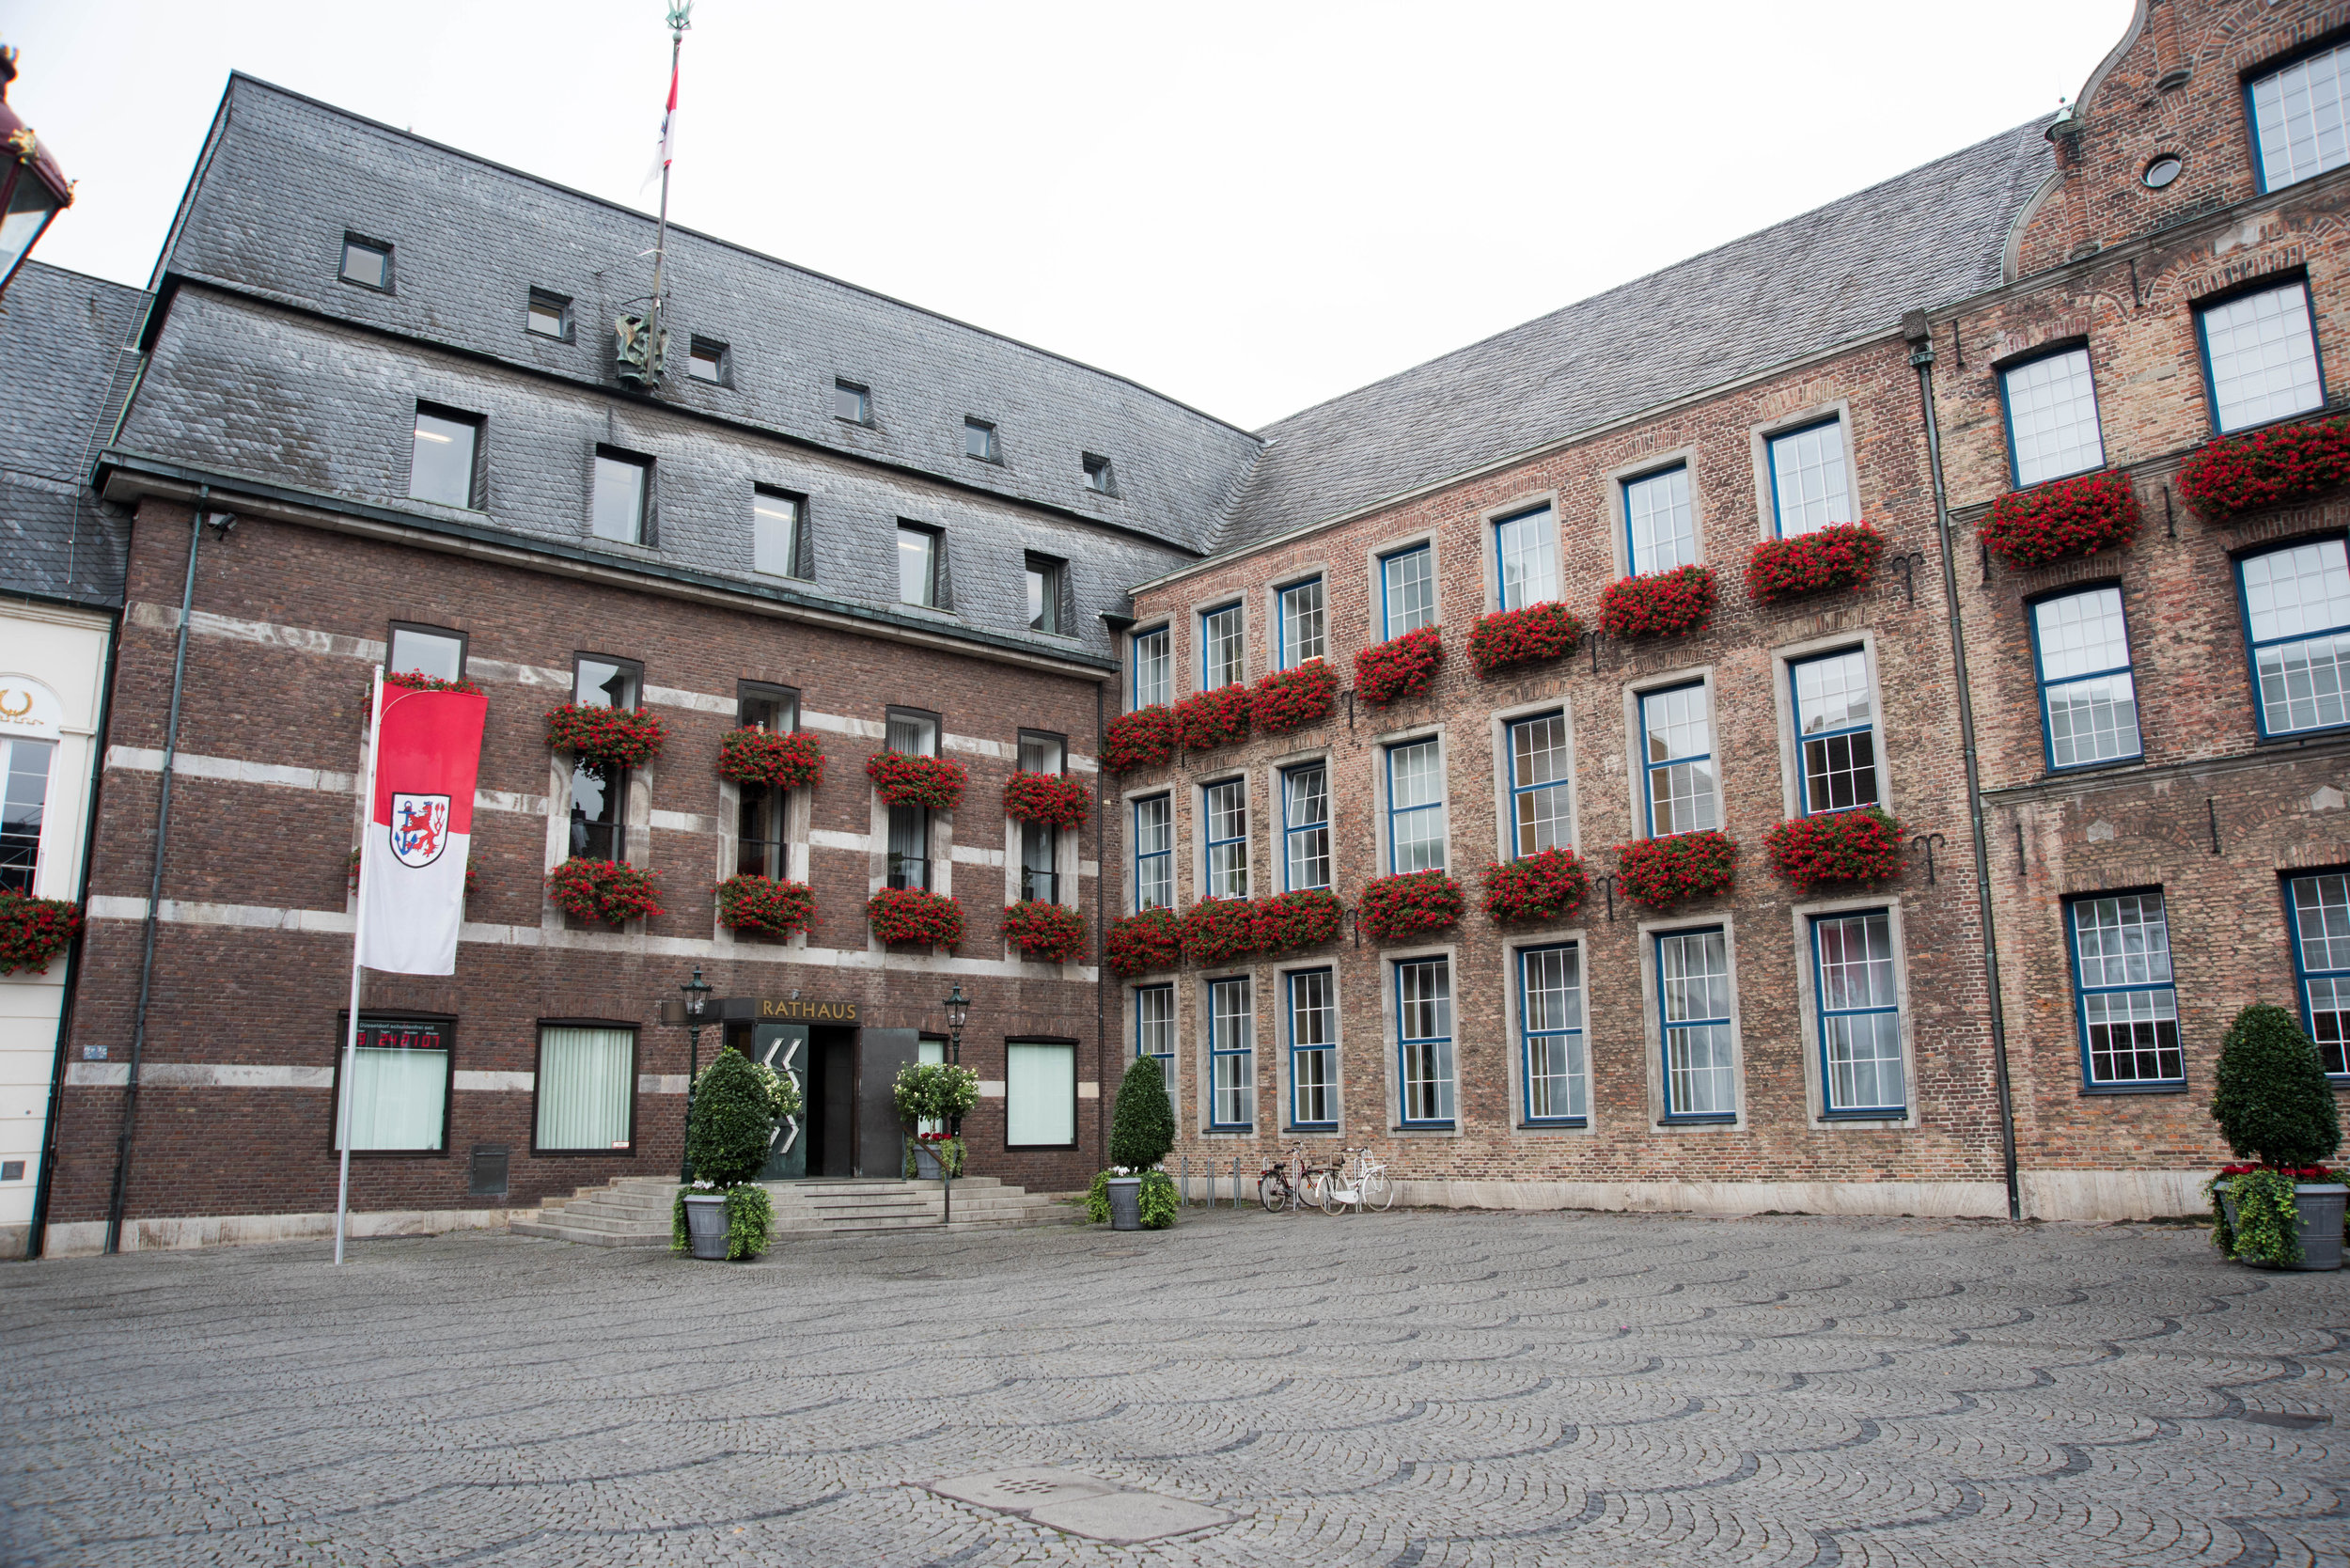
[1217,122,2055,552]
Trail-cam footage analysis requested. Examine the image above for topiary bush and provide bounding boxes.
[2211,1003,2342,1168]
[1109,1052,1176,1169]
[685,1048,777,1187]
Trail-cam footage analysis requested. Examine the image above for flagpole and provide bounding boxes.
[645,3,689,368]
[334,664,384,1265]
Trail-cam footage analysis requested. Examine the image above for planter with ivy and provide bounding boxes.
[867,886,964,949]
[1088,1054,1178,1232]
[1598,565,1716,640]
[1357,870,1465,944]
[1614,830,1737,909]
[866,751,967,810]
[1174,683,1251,751]
[1004,899,1084,964]
[893,1060,983,1179]
[546,858,664,925]
[1249,660,1338,732]
[2207,1003,2346,1271]
[718,728,823,791]
[1747,521,1887,603]
[1003,771,1090,829]
[1104,705,1177,773]
[0,892,82,977]
[715,873,815,938]
[669,1048,797,1262]
[2178,416,2350,523]
[1762,808,1904,893]
[1466,602,1582,678]
[1354,626,1443,707]
[1481,847,1588,926]
[1979,470,2139,571]
[546,702,666,768]
[1105,907,1183,976]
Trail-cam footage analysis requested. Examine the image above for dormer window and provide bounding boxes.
[965,418,1000,463]
[1083,453,1116,494]
[688,337,728,384]
[834,379,872,424]
[339,234,392,291]
[526,289,571,339]
[2251,41,2350,191]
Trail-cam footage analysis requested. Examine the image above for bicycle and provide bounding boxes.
[1259,1145,1331,1213]
[1320,1147,1397,1215]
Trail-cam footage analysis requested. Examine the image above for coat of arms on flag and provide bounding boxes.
[388,792,451,868]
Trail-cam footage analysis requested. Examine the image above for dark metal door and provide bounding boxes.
[856,1027,922,1178]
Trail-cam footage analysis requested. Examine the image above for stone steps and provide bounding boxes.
[512,1173,1074,1247]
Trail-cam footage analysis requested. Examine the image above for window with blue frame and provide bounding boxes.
[1638,683,1716,837]
[1396,957,1454,1126]
[1657,928,1735,1120]
[1518,943,1585,1124]
[2030,587,2142,768]
[2238,538,2350,736]
[1287,968,1337,1128]
[1133,793,1172,912]
[1624,464,1697,575]
[2250,41,2350,191]
[1494,505,1560,608]
[1132,625,1169,710]
[1281,762,1330,890]
[1507,711,1573,856]
[1766,418,1854,537]
[2286,871,2350,1075]
[1207,976,1254,1129]
[1812,910,1904,1116]
[1999,347,2106,487]
[1277,577,1325,667]
[2199,281,2325,433]
[1136,983,1175,1093]
[1381,545,1435,637]
[1386,738,1446,872]
[2068,892,2183,1088]
[1202,778,1248,898]
[1792,649,1878,812]
[1200,602,1245,689]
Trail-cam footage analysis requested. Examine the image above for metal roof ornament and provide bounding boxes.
[616,3,691,390]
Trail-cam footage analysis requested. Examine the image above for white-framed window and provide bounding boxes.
[1766,418,1854,537]
[2198,282,2326,433]
[734,682,799,880]
[2251,41,2350,191]
[1281,762,1330,891]
[1506,711,1572,856]
[0,736,55,894]
[1277,577,1325,667]
[409,406,480,509]
[1396,956,1454,1127]
[1381,545,1434,638]
[1494,505,1560,608]
[1200,603,1245,688]
[1006,1041,1077,1147]
[535,1025,636,1152]
[1656,928,1735,1121]
[2238,538,2350,737]
[1288,968,1338,1130]
[885,708,939,892]
[688,337,728,384]
[2030,587,2142,767]
[1026,555,1066,635]
[1625,464,1697,575]
[1638,683,1717,837]
[1207,977,1254,1130]
[1999,347,2106,488]
[1203,778,1248,899]
[1518,943,1586,1125]
[1133,793,1172,912]
[1132,625,1170,710]
[1791,649,1878,812]
[752,487,803,578]
[569,654,641,863]
[1811,912,1904,1117]
[1386,737,1446,873]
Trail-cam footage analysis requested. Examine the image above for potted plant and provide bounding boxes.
[714,873,816,937]
[2177,416,2350,522]
[545,701,666,767]
[1105,907,1183,976]
[1481,847,1588,925]
[867,886,964,949]
[865,750,967,810]
[1762,808,1904,892]
[1002,770,1090,829]
[545,858,665,925]
[1978,471,2139,570]
[1249,660,1338,732]
[0,891,83,977]
[1003,899,1085,964]
[1104,705,1177,773]
[1354,625,1443,706]
[1090,1053,1177,1231]
[1598,564,1716,639]
[893,1061,982,1178]
[1356,870,1465,943]
[717,727,823,791]
[669,1049,789,1261]
[1614,830,1738,908]
[2208,1003,2346,1270]
[1747,521,1887,603]
[1466,601,1582,677]
[1173,683,1251,750]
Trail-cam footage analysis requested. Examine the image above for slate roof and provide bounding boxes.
[0,259,149,606]
[1218,122,2056,552]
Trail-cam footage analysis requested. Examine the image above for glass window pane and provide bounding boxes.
[409,412,476,508]
[1202,604,1245,688]
[1018,733,1064,774]
[1280,578,1325,666]
[1510,713,1572,856]
[1209,978,1254,1128]
[2072,893,2183,1085]
[1284,764,1330,890]
[1626,466,1696,574]
[1640,685,1716,836]
[835,382,870,422]
[898,526,935,605]
[2254,43,2350,190]
[1496,506,1559,608]
[387,627,463,682]
[1135,795,1172,911]
[1138,984,1176,1092]
[341,239,387,289]
[885,712,937,756]
[1794,651,1878,811]
[1383,547,1435,636]
[2002,350,2106,486]
[1134,628,1170,709]
[590,455,646,543]
[1768,419,1855,535]
[574,657,637,709]
[2295,873,2350,972]
[688,341,724,382]
[965,419,996,461]
[0,738,55,893]
[1388,739,1446,873]
[753,492,800,577]
[1398,958,1453,1124]
[2034,588,2141,766]
[1205,779,1248,898]
[536,1027,634,1150]
[1006,1043,1076,1145]
[2202,285,2325,432]
[339,1023,446,1152]
[526,293,567,337]
[1290,969,1336,1126]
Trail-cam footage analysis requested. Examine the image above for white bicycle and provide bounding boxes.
[1320,1147,1396,1214]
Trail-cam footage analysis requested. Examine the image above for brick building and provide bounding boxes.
[29,0,2350,1250]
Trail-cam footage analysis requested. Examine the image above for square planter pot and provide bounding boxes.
[914,1142,944,1180]
[2216,1181,2346,1271]
[682,1193,729,1261]
[1107,1176,1142,1231]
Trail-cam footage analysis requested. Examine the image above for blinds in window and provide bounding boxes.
[537,1027,634,1151]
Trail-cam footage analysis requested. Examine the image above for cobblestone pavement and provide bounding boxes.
[4,1206,2346,1567]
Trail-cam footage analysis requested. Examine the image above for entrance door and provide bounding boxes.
[806,1027,858,1178]
[753,1023,807,1181]
[856,1027,922,1178]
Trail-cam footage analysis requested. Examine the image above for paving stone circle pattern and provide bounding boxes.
[3,1206,2345,1566]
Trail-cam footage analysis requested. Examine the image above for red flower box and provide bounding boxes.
[1105,908,1183,976]
[867,886,964,948]
[545,703,666,768]
[1480,847,1589,925]
[1105,706,1177,773]
[1598,565,1716,640]
[1355,626,1444,707]
[1174,684,1251,751]
[1467,602,1583,678]
[1763,808,1904,892]
[546,858,665,924]
[0,892,82,976]
[1003,771,1090,829]
[1747,521,1887,603]
[1358,870,1465,943]
[715,873,816,936]
[385,670,484,696]
[1614,830,1737,908]
[1183,896,1263,965]
[1979,471,2139,570]
[2178,416,2350,521]
[1003,899,1085,964]
[718,729,824,791]
[866,751,967,810]
[1259,887,1342,951]
[1249,661,1338,733]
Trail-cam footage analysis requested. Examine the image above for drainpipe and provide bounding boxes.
[1904,316,2022,1222]
[1093,680,1108,1164]
[103,490,209,1254]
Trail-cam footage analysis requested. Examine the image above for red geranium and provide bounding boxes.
[1003,899,1085,964]
[715,873,817,937]
[545,703,666,768]
[1599,565,1716,639]
[1258,887,1342,951]
[1105,706,1177,773]
[1613,831,1737,908]
[867,886,964,948]
[385,670,484,696]
[546,858,665,924]
[1763,808,1904,892]
[1183,896,1263,965]
[1003,771,1090,829]
[1174,684,1251,750]
[1105,908,1183,976]
[1979,470,2139,570]
[717,728,823,791]
[2178,416,2350,521]
[1481,847,1589,925]
[1467,602,1583,677]
[1355,626,1444,706]
[1250,661,1338,732]
[1747,521,1887,603]
[1357,870,1465,943]
[0,892,83,976]
[866,751,967,810]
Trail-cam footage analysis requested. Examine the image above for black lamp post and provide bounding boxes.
[0,47,74,304]
[940,982,971,1226]
[659,965,713,1182]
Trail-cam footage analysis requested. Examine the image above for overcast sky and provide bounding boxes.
[7,0,2129,431]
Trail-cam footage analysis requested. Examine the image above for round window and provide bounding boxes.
[2143,154,2184,189]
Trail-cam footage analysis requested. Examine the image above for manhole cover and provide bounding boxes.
[925,1468,1230,1543]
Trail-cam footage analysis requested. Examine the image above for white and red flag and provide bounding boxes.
[642,57,679,193]
[356,680,488,976]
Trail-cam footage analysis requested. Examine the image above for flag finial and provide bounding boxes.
[666,2,692,36]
